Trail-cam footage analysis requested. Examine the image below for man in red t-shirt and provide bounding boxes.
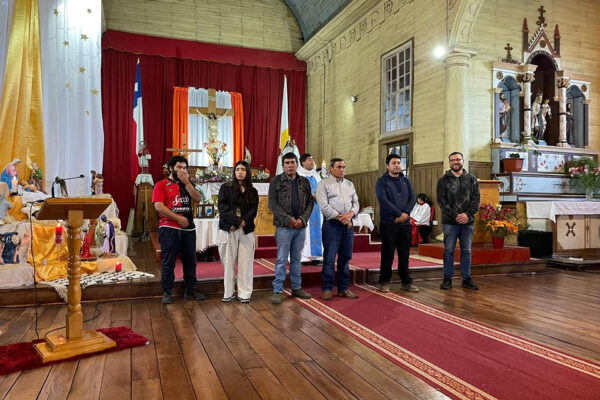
[152,155,205,304]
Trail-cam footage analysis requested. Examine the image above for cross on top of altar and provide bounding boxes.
[536,5,547,28]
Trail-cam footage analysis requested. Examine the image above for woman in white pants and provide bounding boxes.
[217,161,259,303]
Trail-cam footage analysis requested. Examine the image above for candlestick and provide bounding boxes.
[115,261,122,272]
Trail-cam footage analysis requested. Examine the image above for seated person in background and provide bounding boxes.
[409,193,432,245]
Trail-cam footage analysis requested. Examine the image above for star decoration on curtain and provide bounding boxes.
[53,8,59,16]
[79,67,86,73]
[63,40,69,46]
[81,34,88,41]
[91,89,99,95]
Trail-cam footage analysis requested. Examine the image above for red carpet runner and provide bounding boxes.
[174,259,274,280]
[289,285,600,400]
[0,326,148,375]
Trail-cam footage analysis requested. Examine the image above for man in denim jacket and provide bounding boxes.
[268,152,314,304]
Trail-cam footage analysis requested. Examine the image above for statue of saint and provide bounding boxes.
[28,162,43,192]
[100,215,116,256]
[498,93,511,140]
[93,173,104,195]
[566,103,575,145]
[276,139,301,175]
[531,94,543,141]
[1,159,20,191]
[137,141,151,174]
[540,99,552,142]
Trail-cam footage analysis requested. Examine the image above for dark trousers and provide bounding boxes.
[321,219,354,292]
[159,227,197,292]
[418,225,431,243]
[379,223,412,284]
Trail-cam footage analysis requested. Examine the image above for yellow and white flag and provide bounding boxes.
[279,75,289,150]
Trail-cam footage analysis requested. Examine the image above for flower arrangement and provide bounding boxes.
[251,165,270,182]
[195,166,232,184]
[478,203,520,238]
[204,138,227,165]
[565,157,600,194]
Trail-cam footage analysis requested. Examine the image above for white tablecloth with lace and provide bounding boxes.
[194,218,220,252]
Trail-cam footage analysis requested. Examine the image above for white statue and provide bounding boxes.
[137,141,151,174]
[276,139,301,175]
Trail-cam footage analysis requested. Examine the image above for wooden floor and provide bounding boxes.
[1,270,599,399]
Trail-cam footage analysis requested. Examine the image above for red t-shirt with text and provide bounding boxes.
[152,178,195,230]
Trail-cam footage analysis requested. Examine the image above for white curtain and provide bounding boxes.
[188,88,233,167]
[38,0,104,196]
[0,0,14,111]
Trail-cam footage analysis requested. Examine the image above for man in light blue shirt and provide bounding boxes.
[316,158,360,301]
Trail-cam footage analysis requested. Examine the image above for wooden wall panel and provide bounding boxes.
[346,170,379,225]
[469,161,492,181]
[102,0,303,53]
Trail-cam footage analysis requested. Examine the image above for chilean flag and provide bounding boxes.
[132,58,144,178]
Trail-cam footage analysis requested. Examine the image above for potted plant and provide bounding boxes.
[478,203,520,249]
[502,152,524,173]
[565,157,600,201]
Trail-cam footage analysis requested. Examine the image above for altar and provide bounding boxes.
[526,200,600,254]
[197,182,274,235]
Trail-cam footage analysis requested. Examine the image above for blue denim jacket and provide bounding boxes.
[268,173,314,227]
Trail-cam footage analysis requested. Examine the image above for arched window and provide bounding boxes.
[566,86,586,147]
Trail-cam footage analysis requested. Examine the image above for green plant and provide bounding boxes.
[508,153,522,159]
[565,157,600,191]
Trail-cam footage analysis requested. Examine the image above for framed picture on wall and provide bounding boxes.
[204,205,214,218]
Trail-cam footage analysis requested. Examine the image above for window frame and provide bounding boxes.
[380,38,414,136]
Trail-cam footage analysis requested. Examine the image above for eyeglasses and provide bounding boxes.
[449,158,463,162]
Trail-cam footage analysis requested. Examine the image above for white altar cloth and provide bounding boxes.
[526,201,600,222]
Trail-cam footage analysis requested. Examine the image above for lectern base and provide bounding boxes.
[34,330,116,362]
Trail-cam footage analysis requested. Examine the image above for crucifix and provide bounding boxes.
[536,5,546,28]
[189,88,234,141]
[502,42,515,63]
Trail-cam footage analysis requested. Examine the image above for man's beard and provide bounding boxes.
[170,170,180,181]
[451,164,462,172]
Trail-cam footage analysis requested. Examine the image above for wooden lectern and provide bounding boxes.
[34,198,116,362]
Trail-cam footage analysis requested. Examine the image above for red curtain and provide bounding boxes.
[101,48,306,225]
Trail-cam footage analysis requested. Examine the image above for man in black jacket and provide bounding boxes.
[375,153,418,293]
[436,152,480,290]
[268,152,314,304]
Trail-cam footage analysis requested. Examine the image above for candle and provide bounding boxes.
[11,177,17,193]
[55,223,64,244]
[115,261,122,272]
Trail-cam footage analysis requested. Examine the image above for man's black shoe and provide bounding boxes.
[184,288,206,301]
[440,278,453,290]
[461,278,479,290]
[162,290,172,304]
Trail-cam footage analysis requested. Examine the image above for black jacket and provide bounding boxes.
[217,182,259,234]
[375,172,416,225]
[268,173,313,228]
[436,169,480,225]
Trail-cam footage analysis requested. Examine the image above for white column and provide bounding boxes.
[556,74,570,147]
[520,70,535,144]
[443,48,476,169]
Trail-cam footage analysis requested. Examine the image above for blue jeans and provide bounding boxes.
[321,219,354,292]
[442,224,474,279]
[273,227,305,293]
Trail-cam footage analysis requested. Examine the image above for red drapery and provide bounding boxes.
[101,35,306,226]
